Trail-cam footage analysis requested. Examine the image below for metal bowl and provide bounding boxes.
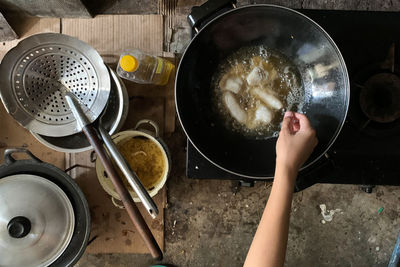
[32,67,129,153]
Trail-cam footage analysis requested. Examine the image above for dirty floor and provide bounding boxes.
[77,126,400,267]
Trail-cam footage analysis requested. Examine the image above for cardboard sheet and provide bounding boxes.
[0,104,65,168]
[0,18,60,61]
[67,150,166,254]
[0,13,174,255]
[62,15,163,63]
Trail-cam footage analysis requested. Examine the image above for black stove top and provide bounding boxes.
[187,9,400,191]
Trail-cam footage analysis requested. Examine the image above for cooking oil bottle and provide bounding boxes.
[117,50,174,86]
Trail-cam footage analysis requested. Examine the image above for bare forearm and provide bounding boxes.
[244,165,297,267]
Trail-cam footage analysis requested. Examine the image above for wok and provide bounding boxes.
[176,1,350,178]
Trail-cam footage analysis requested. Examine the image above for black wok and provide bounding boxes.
[176,2,350,178]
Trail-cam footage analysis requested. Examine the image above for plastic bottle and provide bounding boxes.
[117,50,174,86]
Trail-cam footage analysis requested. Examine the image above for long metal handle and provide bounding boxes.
[83,126,162,260]
[98,126,159,218]
[65,94,163,259]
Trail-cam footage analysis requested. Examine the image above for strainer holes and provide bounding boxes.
[91,93,94,96]
[89,99,91,102]
[64,109,68,112]
[51,109,54,112]
[49,118,52,121]
[66,116,69,119]
[58,47,62,50]
[88,67,91,70]
[55,118,58,121]
[60,118,63,121]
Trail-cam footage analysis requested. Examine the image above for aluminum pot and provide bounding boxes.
[95,120,170,206]
[176,0,350,178]
[0,148,90,267]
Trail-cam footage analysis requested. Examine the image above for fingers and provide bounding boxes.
[281,116,293,134]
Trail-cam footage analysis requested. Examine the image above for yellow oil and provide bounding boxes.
[116,136,166,190]
[212,45,304,138]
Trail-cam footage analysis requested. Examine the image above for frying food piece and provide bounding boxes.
[251,87,283,110]
[248,102,273,129]
[219,73,243,94]
[223,91,247,124]
[246,67,268,86]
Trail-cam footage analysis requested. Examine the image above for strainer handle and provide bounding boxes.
[83,125,163,260]
[98,126,159,217]
[134,119,160,137]
[4,148,41,164]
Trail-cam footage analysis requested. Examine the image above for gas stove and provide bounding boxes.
[186,9,400,191]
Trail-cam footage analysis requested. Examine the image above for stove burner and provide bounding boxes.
[359,73,400,123]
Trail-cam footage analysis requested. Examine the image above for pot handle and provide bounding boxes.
[4,148,42,165]
[134,120,160,138]
[188,0,237,34]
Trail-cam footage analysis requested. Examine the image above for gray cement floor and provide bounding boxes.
[77,127,400,267]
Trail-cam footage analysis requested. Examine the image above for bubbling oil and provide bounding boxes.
[212,45,305,138]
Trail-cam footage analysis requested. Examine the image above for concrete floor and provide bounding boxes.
[77,127,400,267]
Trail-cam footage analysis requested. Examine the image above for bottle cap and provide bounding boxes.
[120,55,138,72]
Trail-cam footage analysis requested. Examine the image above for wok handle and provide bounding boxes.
[188,0,237,33]
[82,125,163,260]
[98,125,159,218]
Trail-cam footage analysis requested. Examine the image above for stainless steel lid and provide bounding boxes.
[0,33,110,137]
[0,174,75,267]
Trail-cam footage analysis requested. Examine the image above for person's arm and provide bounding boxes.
[244,112,318,267]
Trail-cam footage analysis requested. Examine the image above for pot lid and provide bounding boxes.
[0,174,75,267]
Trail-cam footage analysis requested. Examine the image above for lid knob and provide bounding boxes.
[7,216,31,238]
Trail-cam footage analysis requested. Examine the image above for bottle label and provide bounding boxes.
[155,58,163,74]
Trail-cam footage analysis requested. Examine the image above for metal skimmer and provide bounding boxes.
[0,33,110,137]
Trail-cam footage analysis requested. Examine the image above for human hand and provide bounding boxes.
[276,111,318,173]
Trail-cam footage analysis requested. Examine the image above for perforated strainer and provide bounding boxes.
[0,33,110,137]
